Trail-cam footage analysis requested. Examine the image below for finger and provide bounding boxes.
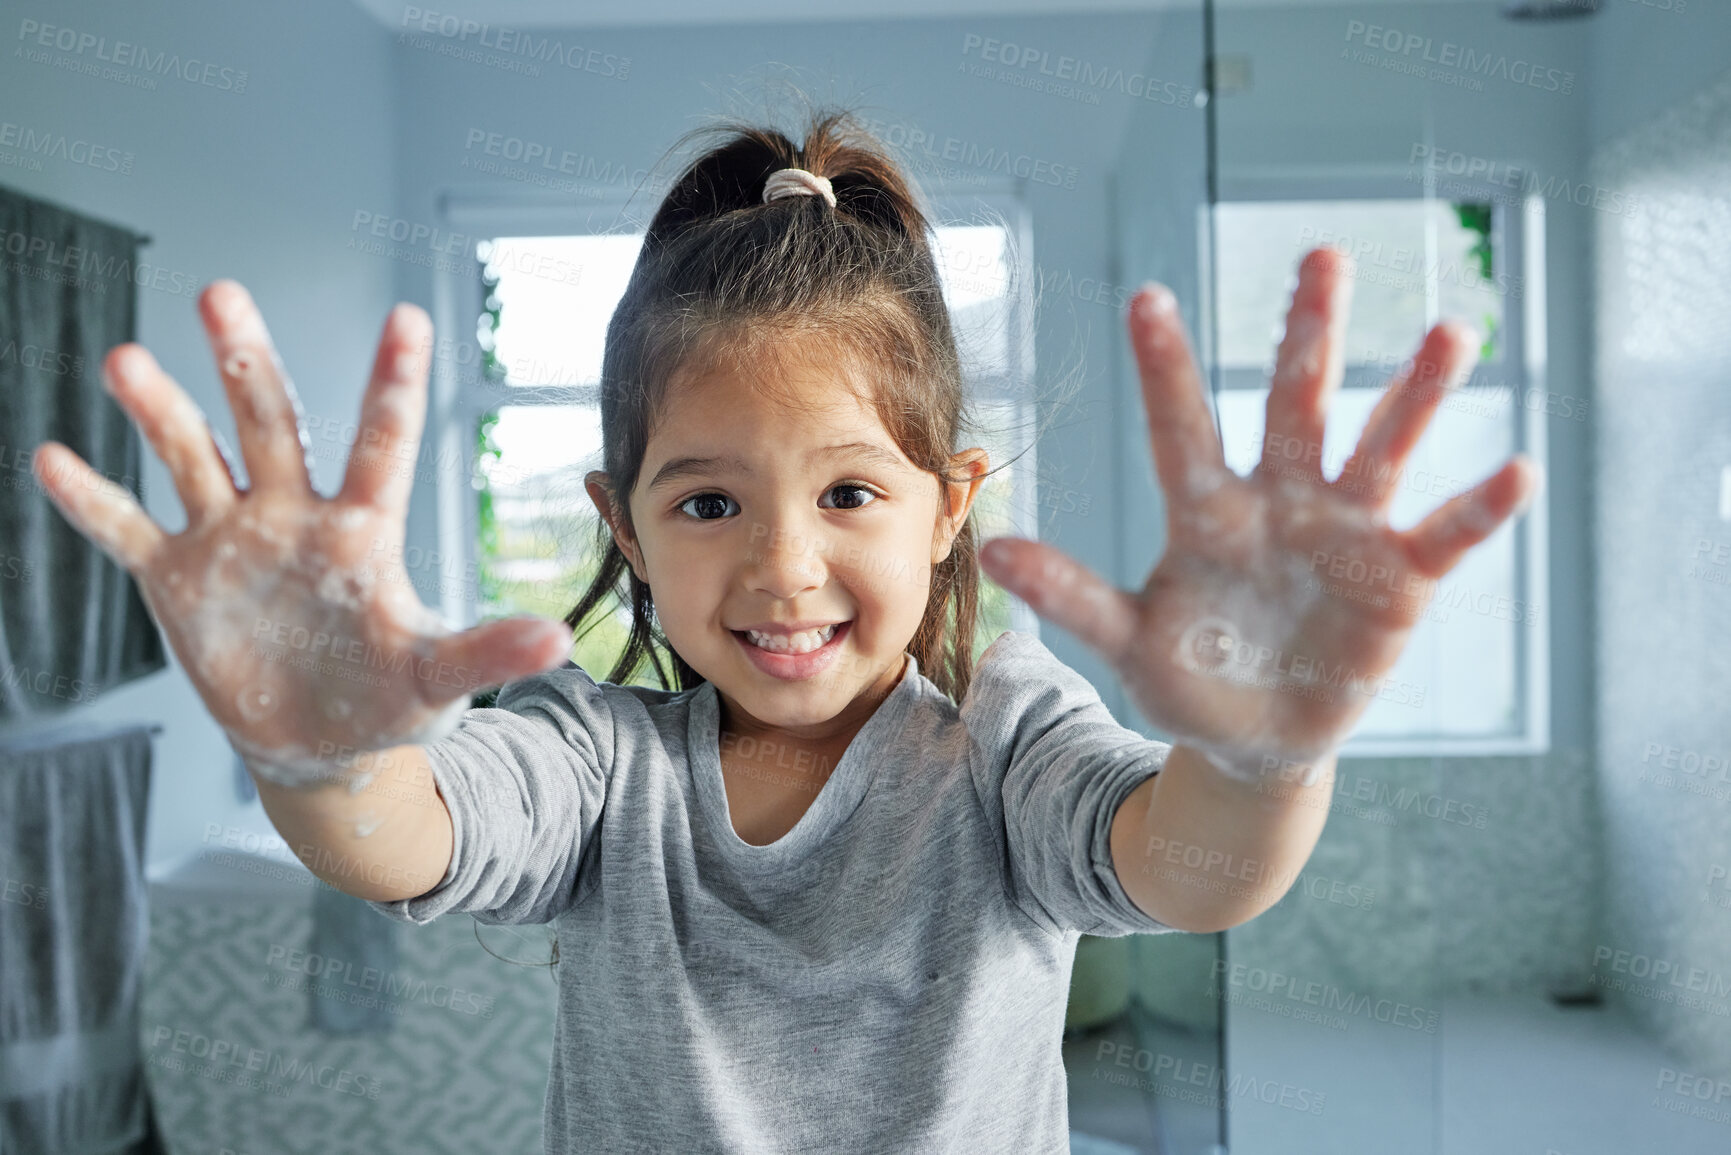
[31,442,166,572]
[1258,247,1354,487]
[103,344,238,527]
[1405,455,1542,576]
[1127,284,1230,504]
[1332,321,1479,509]
[423,615,575,706]
[198,280,314,495]
[339,304,432,514]
[979,536,1137,664]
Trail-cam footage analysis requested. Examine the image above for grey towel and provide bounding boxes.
[0,184,166,722]
[0,721,157,1153]
[307,881,400,1036]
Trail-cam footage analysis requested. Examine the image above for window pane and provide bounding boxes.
[1436,202,1501,363]
[1216,386,1520,740]
[475,402,638,682]
[967,398,1035,660]
[1214,199,1503,370]
[932,220,1039,653]
[933,224,1013,382]
[482,234,643,386]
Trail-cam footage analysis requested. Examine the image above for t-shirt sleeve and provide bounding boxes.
[963,630,1183,938]
[365,661,615,928]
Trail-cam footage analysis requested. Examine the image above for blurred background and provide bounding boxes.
[0,0,1725,1151]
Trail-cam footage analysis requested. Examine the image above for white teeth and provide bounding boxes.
[745,623,837,654]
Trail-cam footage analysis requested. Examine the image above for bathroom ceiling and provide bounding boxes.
[349,0,1497,30]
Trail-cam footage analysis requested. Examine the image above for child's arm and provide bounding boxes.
[32,282,575,901]
[980,248,1541,933]
[245,744,451,903]
[1107,743,1336,933]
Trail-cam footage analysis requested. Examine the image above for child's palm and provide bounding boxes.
[979,248,1541,772]
[32,282,573,779]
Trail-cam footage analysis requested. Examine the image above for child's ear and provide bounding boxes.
[931,448,990,565]
[584,470,649,582]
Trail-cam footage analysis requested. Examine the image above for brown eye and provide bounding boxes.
[821,484,878,511]
[678,493,737,520]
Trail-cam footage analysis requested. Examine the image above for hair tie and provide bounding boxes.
[762,167,836,209]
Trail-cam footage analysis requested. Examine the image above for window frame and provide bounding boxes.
[427,180,1043,645]
[1209,173,1551,757]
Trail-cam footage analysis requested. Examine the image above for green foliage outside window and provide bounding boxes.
[1455,201,1499,362]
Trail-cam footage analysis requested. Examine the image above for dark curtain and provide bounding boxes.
[0,185,166,720]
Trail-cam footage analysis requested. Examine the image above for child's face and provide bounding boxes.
[585,353,987,740]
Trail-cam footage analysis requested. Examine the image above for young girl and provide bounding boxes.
[34,109,1538,1152]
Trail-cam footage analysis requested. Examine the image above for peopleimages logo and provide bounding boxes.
[1174,616,1429,710]
[0,227,203,298]
[959,32,1196,108]
[1587,945,1731,1018]
[15,19,249,93]
[0,121,132,174]
[399,7,630,79]
[1408,145,1643,220]
[847,115,1081,190]
[263,944,495,1019]
[461,129,647,191]
[1208,959,1441,1033]
[1342,20,1574,95]
[146,1024,381,1100]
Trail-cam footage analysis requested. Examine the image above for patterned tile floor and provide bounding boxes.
[144,856,561,1154]
[146,856,1714,1153]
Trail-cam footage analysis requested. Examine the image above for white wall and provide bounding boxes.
[0,0,399,875]
[1587,0,1731,1081]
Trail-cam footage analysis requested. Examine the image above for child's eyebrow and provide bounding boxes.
[645,442,909,492]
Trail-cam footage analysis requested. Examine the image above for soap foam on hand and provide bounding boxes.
[31,281,575,793]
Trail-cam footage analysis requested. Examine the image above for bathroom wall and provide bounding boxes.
[0,0,399,876]
[1586,0,1731,1079]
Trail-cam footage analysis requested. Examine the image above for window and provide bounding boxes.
[926,210,1041,660]
[1209,187,1549,754]
[466,231,628,681]
[439,192,1039,688]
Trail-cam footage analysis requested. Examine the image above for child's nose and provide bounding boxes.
[744,520,828,597]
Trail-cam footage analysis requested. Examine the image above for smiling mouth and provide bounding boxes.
[728,619,853,682]
[733,622,845,655]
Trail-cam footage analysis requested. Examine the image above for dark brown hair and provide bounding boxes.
[564,105,1014,703]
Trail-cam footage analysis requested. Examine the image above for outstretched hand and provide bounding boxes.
[31,282,575,786]
[978,247,1541,778]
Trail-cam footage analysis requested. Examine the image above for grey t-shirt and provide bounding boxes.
[368,629,1180,1153]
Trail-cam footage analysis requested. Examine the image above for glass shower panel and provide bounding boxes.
[1202,0,1533,1150]
[1209,1,1731,1153]
[1083,2,1223,1153]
